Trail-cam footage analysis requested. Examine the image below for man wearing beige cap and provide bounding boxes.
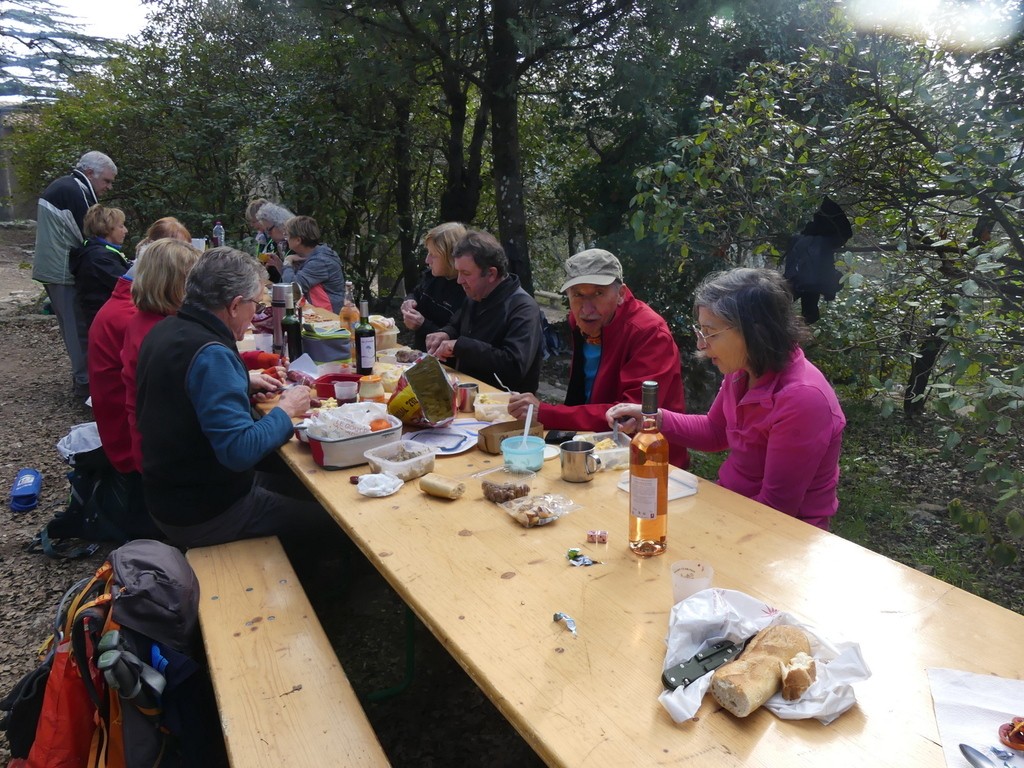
[509,248,689,468]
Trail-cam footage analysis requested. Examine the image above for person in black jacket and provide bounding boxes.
[70,204,130,329]
[782,197,852,323]
[426,229,544,392]
[400,222,467,351]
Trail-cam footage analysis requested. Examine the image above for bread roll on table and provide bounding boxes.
[710,625,811,717]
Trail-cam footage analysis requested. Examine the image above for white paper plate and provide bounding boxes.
[450,418,492,436]
[616,468,699,500]
[543,444,559,461]
[406,428,478,455]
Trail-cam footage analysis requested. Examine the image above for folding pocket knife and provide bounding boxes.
[661,638,749,690]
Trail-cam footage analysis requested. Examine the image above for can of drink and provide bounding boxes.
[456,382,479,413]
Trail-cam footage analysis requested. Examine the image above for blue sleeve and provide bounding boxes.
[186,344,294,471]
[283,255,334,296]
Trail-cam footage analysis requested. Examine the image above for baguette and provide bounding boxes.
[710,625,811,717]
[419,472,466,499]
[781,651,817,701]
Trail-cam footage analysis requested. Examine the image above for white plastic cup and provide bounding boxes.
[253,333,274,353]
[191,237,207,251]
[334,381,358,403]
[671,560,713,603]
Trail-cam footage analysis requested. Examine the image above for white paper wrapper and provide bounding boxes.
[659,589,871,724]
[357,473,404,497]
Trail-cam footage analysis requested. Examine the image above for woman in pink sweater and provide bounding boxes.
[607,268,845,530]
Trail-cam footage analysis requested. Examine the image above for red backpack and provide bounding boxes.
[23,561,117,768]
[2,540,213,768]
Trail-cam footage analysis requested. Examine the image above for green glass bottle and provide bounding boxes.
[355,299,376,375]
[282,284,303,362]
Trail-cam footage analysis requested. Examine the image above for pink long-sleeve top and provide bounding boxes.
[122,309,169,473]
[660,347,845,529]
[87,277,136,473]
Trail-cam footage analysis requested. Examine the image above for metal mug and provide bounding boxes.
[456,382,479,413]
[560,440,601,482]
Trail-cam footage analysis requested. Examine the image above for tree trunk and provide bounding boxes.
[486,0,533,295]
[903,329,946,415]
[903,217,992,415]
[438,71,488,225]
[393,96,417,298]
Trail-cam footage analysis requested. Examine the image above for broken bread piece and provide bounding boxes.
[781,651,817,701]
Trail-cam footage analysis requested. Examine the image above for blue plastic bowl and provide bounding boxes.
[501,435,546,472]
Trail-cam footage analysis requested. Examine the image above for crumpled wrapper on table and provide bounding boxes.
[357,473,404,497]
[659,589,871,725]
[307,401,391,440]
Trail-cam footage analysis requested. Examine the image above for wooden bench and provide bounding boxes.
[186,536,390,767]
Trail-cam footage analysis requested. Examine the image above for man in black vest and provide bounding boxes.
[135,247,324,548]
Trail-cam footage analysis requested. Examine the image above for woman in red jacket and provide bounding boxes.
[121,239,201,472]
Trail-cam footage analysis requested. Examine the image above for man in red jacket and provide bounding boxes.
[509,249,689,468]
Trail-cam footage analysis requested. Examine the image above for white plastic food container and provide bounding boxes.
[306,416,402,469]
[474,391,513,422]
[363,440,437,481]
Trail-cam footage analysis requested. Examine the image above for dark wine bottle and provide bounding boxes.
[282,284,302,362]
[355,299,376,375]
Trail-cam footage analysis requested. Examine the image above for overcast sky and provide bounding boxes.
[54,0,149,41]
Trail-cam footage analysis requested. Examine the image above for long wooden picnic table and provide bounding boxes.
[274,371,1024,767]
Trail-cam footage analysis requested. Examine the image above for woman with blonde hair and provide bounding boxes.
[69,203,130,328]
[121,238,202,473]
[246,198,270,233]
[400,221,468,351]
[134,216,191,257]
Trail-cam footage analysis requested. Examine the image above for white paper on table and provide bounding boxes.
[928,667,1024,767]
[617,468,699,500]
[659,588,871,724]
[288,354,319,378]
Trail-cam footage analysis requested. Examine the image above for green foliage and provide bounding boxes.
[948,497,1019,566]
[832,401,1017,588]
[632,0,1024,554]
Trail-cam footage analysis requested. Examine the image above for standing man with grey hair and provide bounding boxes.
[509,248,689,468]
[34,151,118,399]
[135,247,324,548]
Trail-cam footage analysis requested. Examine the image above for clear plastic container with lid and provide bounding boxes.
[363,440,437,481]
[358,374,386,403]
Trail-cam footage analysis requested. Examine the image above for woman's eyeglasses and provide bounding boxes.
[692,324,732,345]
